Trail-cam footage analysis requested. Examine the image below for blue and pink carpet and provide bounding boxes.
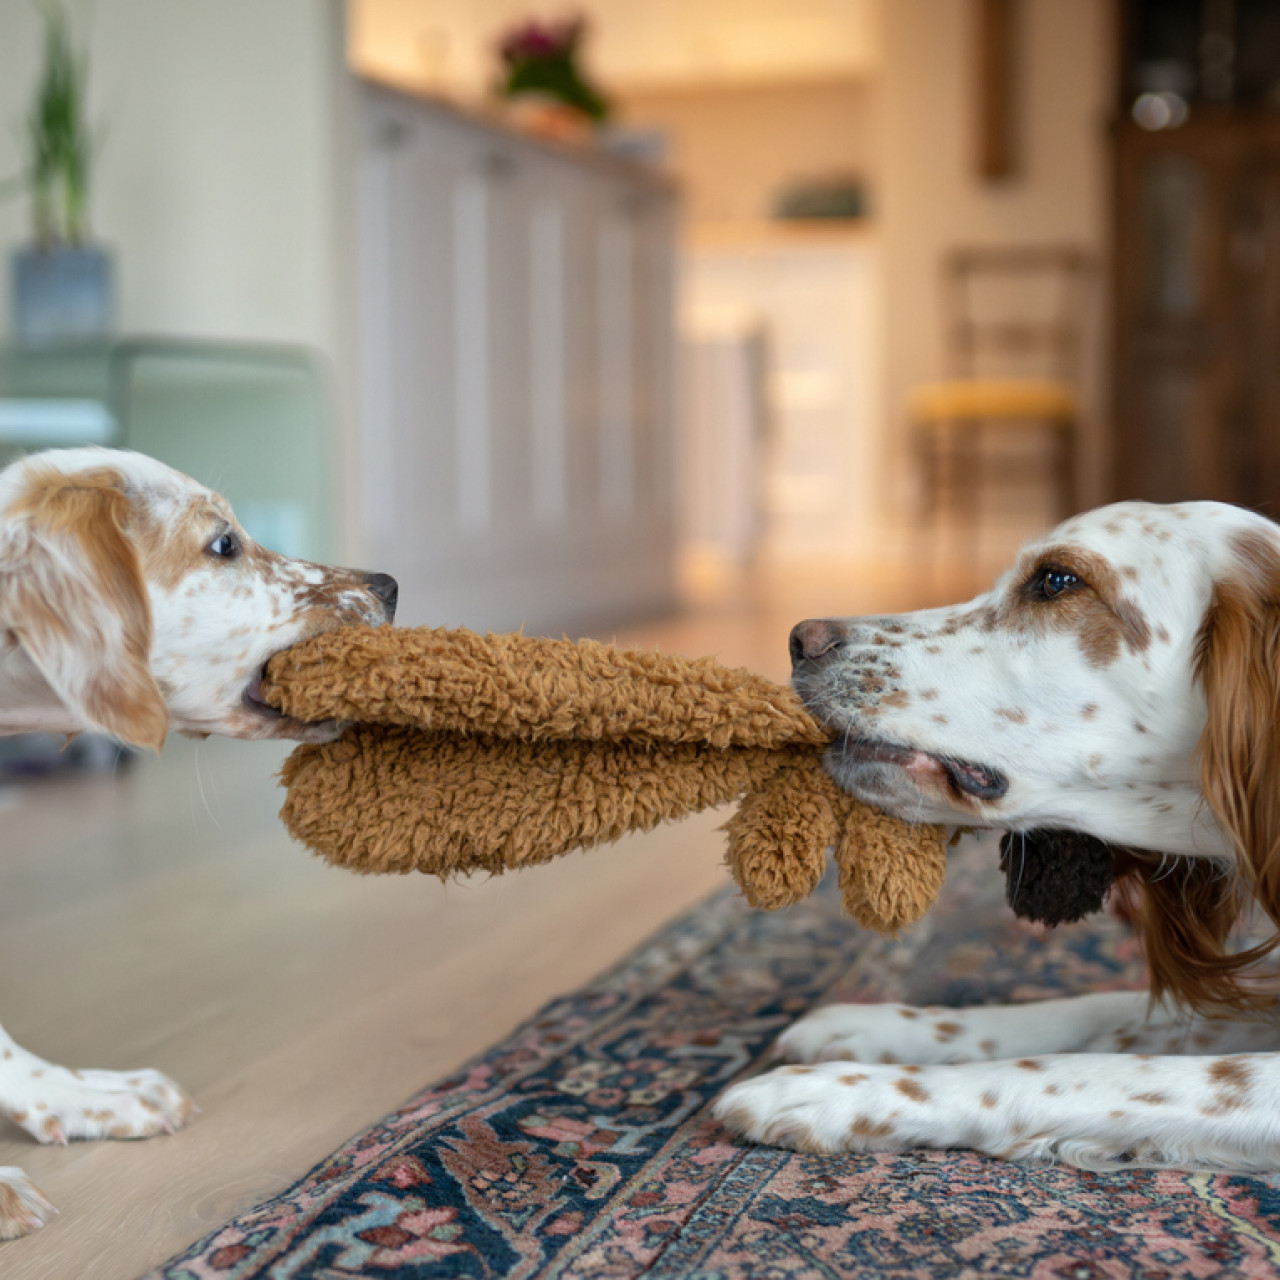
[147,840,1280,1278]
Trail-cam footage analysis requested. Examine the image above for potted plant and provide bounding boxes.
[9,1,112,345]
[494,17,611,140]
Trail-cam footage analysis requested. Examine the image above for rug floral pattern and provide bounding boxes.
[147,839,1280,1279]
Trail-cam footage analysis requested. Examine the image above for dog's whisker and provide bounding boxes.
[1012,829,1028,908]
[194,742,224,832]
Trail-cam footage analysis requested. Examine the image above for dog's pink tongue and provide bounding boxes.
[903,751,948,783]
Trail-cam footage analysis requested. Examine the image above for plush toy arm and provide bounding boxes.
[263,626,827,750]
[279,724,797,878]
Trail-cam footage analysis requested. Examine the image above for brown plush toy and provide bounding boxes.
[261,627,948,934]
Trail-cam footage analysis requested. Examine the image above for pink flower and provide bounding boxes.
[499,17,586,66]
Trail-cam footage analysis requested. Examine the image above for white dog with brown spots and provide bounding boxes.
[0,448,397,1237]
[716,500,1280,1170]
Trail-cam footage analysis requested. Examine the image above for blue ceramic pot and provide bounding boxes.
[11,245,114,345]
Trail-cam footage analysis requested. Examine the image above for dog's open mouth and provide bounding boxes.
[837,737,1008,801]
[242,667,342,742]
[243,670,284,720]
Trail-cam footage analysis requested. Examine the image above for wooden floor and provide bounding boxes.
[0,557,969,1279]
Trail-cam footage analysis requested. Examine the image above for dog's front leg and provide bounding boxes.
[716,1052,1280,1169]
[776,990,1180,1065]
[0,1019,196,1146]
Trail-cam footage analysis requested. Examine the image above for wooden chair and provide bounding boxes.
[910,245,1093,554]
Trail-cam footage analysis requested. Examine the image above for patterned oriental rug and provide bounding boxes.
[148,839,1280,1279]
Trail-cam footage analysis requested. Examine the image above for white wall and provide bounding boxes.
[622,79,876,225]
[0,0,365,551]
[878,0,1114,520]
[0,1,350,346]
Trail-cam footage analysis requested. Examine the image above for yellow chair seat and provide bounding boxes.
[910,378,1078,423]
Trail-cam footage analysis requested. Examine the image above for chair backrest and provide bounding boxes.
[941,245,1093,383]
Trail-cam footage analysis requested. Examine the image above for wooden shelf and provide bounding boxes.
[687,218,877,251]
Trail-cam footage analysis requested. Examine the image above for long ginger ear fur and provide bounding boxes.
[1138,528,1280,1015]
[0,465,167,751]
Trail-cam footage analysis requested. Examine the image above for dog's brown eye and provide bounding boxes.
[1037,567,1080,598]
[208,531,240,559]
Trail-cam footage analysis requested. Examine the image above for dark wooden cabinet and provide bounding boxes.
[1113,117,1280,510]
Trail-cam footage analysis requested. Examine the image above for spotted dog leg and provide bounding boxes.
[0,1020,196,1148]
[716,1052,1280,1169]
[775,991,1191,1065]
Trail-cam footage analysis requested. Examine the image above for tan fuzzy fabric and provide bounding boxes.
[282,730,795,878]
[264,626,949,934]
[722,761,837,910]
[832,789,949,933]
[266,626,827,750]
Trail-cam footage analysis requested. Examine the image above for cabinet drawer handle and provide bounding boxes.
[483,152,518,180]
[375,118,410,150]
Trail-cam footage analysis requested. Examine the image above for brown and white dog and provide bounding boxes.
[717,500,1280,1171]
[0,447,396,1237]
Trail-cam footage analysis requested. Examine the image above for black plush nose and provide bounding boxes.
[363,572,399,620]
[789,618,847,666]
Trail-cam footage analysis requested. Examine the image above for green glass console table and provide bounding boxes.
[0,336,336,562]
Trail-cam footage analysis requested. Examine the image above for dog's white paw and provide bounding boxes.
[715,1062,925,1154]
[777,1002,985,1066]
[4,1065,197,1145]
[0,1167,57,1239]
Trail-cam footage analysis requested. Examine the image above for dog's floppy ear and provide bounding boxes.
[1196,531,1280,912]
[0,465,167,751]
[1112,528,1280,1015]
[1186,528,1280,991]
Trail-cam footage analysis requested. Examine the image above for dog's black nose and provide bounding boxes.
[363,572,399,620]
[789,618,847,665]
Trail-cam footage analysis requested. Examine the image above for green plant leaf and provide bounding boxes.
[24,0,98,245]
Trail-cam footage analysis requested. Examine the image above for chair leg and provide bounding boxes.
[947,420,981,565]
[1058,420,1078,520]
[913,422,940,566]
[936,421,959,565]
